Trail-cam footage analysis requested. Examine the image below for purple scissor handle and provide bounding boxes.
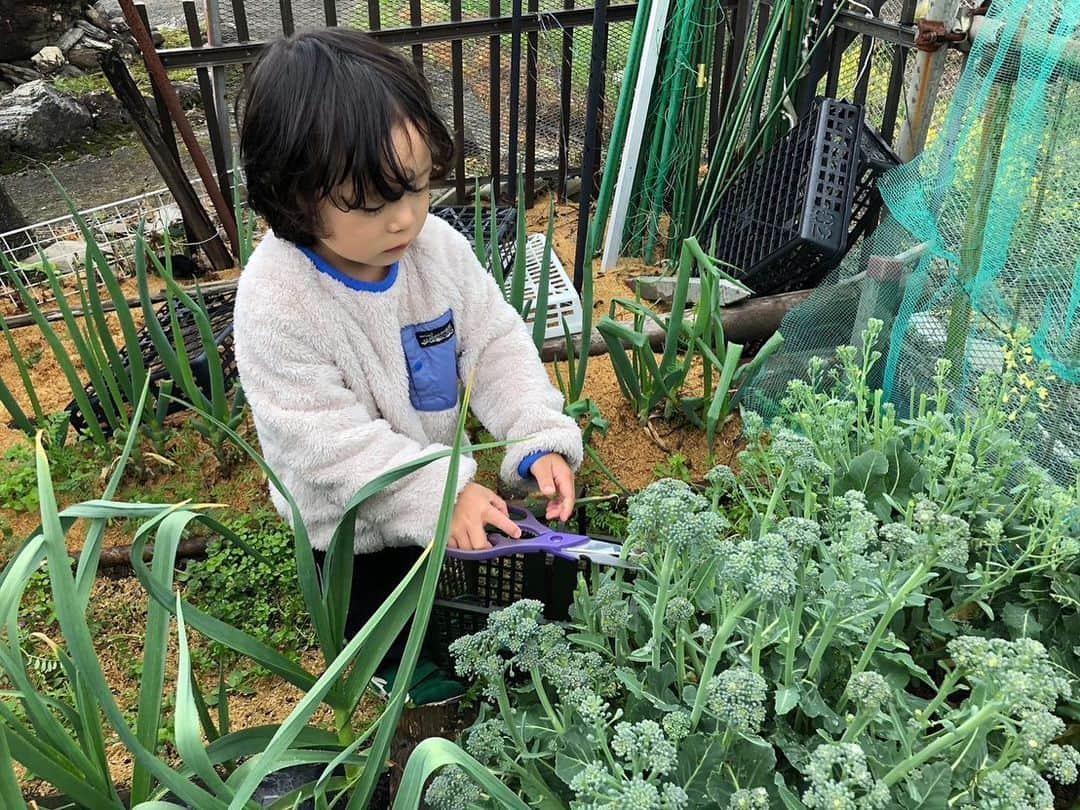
[447,506,629,568]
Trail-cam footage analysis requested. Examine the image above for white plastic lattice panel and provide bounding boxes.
[505,233,583,342]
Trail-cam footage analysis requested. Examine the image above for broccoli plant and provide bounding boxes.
[443,328,1078,809]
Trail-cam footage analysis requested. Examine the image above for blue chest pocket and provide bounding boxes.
[401,309,459,412]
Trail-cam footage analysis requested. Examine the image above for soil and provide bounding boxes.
[4,193,744,797]
[0,262,247,555]
[17,573,351,800]
[523,198,735,493]
[521,198,672,320]
[546,351,744,493]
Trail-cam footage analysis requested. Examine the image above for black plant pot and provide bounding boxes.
[246,764,391,809]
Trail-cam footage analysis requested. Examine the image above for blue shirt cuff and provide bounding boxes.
[517,450,550,480]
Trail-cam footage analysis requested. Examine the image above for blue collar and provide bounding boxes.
[298,245,398,292]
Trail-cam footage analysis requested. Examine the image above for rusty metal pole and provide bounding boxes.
[117,0,241,261]
[895,0,962,161]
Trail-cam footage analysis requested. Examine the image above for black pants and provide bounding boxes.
[312,545,426,666]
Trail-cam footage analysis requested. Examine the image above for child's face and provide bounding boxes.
[315,123,432,271]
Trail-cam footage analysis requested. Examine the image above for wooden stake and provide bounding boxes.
[118,0,240,259]
[99,51,234,272]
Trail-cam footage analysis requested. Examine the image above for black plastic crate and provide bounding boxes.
[428,553,587,672]
[704,98,865,296]
[430,205,518,274]
[848,121,901,248]
[66,288,237,435]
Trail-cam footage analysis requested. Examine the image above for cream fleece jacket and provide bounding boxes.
[233,214,583,553]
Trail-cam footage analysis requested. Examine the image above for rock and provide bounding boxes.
[0,64,44,85]
[631,275,751,307]
[76,20,111,43]
[172,81,202,109]
[85,7,115,33]
[0,80,93,155]
[80,37,115,52]
[0,1,88,62]
[67,46,105,72]
[43,240,89,274]
[80,89,128,130]
[58,65,86,79]
[57,28,86,53]
[166,254,203,279]
[94,0,124,19]
[31,47,67,75]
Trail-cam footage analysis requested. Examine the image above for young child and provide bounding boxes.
[232,28,583,658]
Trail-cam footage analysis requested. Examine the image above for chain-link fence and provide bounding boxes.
[0,176,221,314]
[197,0,631,194]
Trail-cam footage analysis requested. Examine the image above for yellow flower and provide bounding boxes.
[1037,387,1049,400]
[1008,412,1017,422]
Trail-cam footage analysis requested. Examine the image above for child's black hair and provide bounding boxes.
[237,28,454,246]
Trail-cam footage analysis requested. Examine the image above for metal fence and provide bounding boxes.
[152,0,977,201]
[1,0,976,310]
[148,0,639,209]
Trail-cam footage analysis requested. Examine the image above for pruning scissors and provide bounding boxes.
[447,505,631,569]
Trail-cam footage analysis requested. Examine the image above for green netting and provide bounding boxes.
[745,0,1080,484]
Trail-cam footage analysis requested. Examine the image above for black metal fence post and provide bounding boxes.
[489,0,502,198]
[231,0,251,40]
[278,0,294,35]
[507,0,523,200]
[451,0,467,202]
[557,0,574,200]
[183,1,232,205]
[524,0,539,206]
[800,0,836,115]
[880,0,919,142]
[572,0,609,292]
[410,0,424,69]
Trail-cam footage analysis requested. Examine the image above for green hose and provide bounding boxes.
[643,0,698,262]
[585,0,653,262]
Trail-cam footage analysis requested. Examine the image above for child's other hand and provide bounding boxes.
[529,454,576,523]
[449,483,521,550]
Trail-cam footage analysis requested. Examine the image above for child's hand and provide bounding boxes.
[529,454,576,523]
[449,483,521,550]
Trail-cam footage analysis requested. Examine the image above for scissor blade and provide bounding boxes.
[563,540,635,569]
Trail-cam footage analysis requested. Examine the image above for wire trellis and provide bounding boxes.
[0,176,224,311]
